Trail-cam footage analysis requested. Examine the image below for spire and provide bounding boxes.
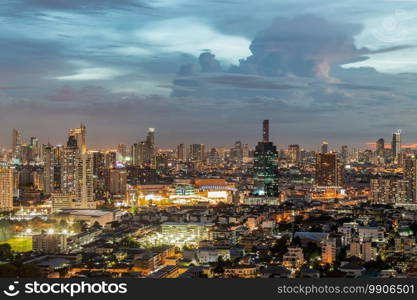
[262,120,269,143]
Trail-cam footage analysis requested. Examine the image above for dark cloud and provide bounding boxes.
[198,52,223,72]
[4,0,150,14]
[228,15,412,82]
[205,74,299,90]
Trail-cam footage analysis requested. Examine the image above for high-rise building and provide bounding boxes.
[32,233,68,254]
[231,141,243,163]
[392,130,401,164]
[117,144,127,160]
[12,128,22,159]
[0,163,13,211]
[42,144,54,194]
[321,141,329,154]
[252,120,279,197]
[105,168,127,196]
[370,178,408,204]
[76,153,94,205]
[404,157,417,203]
[315,153,343,187]
[144,128,156,164]
[68,123,86,155]
[176,144,185,161]
[189,144,205,162]
[376,138,385,156]
[105,151,117,168]
[341,145,349,165]
[60,136,78,194]
[288,144,300,165]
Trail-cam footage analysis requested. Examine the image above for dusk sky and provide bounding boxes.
[1,0,417,150]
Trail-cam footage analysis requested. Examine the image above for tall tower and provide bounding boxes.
[262,120,269,143]
[42,144,54,195]
[315,153,343,187]
[404,157,417,203]
[391,130,401,164]
[253,120,279,197]
[0,163,13,211]
[68,123,86,155]
[321,141,329,154]
[177,144,185,161]
[288,144,300,165]
[12,128,22,159]
[76,153,94,205]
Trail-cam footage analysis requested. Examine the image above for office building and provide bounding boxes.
[252,120,279,197]
[0,163,13,211]
[315,153,343,187]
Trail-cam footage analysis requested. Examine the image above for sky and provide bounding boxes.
[1,0,417,150]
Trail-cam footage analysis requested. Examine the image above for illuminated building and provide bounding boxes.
[104,168,127,196]
[370,178,408,204]
[321,141,328,154]
[391,129,401,164]
[130,128,156,166]
[42,144,54,194]
[160,222,214,245]
[12,128,22,160]
[341,145,348,165]
[230,141,243,163]
[176,144,185,161]
[189,144,205,162]
[252,120,279,197]
[61,135,78,194]
[283,247,304,269]
[75,153,94,205]
[105,151,117,168]
[0,163,13,211]
[32,233,68,254]
[348,239,377,262]
[117,144,127,159]
[68,123,86,155]
[321,237,338,264]
[404,157,417,203]
[315,153,343,187]
[376,138,385,156]
[288,144,300,165]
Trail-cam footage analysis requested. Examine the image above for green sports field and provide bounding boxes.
[0,236,32,252]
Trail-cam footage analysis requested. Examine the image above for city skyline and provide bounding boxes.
[1,1,417,147]
[2,124,417,151]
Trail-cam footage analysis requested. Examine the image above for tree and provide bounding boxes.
[0,244,13,260]
[18,264,42,278]
[71,221,88,233]
[0,264,17,277]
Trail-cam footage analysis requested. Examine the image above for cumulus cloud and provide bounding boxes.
[227,15,412,82]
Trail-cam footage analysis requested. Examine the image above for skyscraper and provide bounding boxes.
[68,123,86,155]
[341,145,349,165]
[404,157,417,203]
[60,135,78,194]
[76,153,94,205]
[315,153,343,187]
[176,144,185,161]
[376,138,385,156]
[252,120,279,197]
[288,144,300,165]
[0,163,13,211]
[392,130,401,164]
[12,128,22,159]
[42,144,54,195]
[321,141,329,154]
[189,144,205,162]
